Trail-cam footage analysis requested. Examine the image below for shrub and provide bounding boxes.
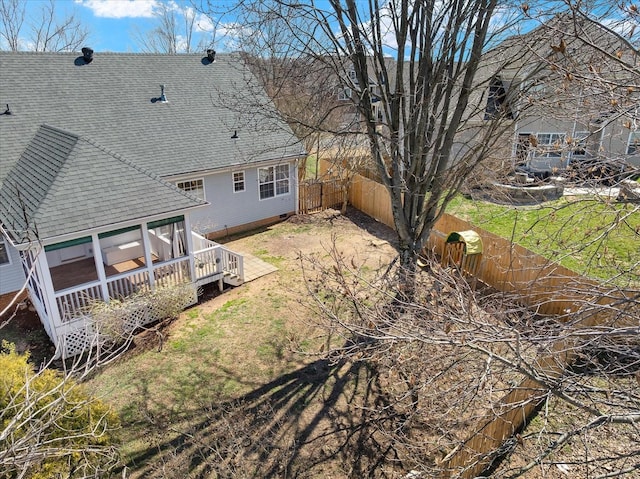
[0,341,120,478]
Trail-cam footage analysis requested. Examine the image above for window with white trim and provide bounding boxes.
[233,171,245,192]
[176,179,204,200]
[338,88,352,101]
[535,132,565,157]
[627,131,640,154]
[259,164,289,200]
[571,131,590,156]
[0,236,10,265]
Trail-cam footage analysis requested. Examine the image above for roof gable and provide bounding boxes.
[0,125,206,243]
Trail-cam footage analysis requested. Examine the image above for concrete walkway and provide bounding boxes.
[241,253,278,282]
[563,186,620,197]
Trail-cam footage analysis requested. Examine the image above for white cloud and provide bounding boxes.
[76,0,159,19]
[195,13,215,33]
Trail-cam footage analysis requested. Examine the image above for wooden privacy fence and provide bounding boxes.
[348,173,633,317]
[348,174,395,226]
[348,173,638,478]
[299,178,343,214]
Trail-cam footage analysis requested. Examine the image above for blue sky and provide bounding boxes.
[22,0,225,52]
[14,1,630,55]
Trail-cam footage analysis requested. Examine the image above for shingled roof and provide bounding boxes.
[0,125,206,244]
[0,50,303,243]
[0,51,302,181]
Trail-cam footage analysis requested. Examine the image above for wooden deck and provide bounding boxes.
[50,256,157,291]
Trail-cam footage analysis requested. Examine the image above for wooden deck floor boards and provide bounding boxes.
[50,256,158,291]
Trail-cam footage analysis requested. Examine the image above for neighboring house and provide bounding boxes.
[476,16,640,177]
[335,63,388,130]
[330,16,640,180]
[0,49,304,356]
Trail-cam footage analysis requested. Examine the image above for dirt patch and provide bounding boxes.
[0,297,55,365]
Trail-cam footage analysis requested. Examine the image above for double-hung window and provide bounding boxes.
[233,171,245,192]
[627,131,640,155]
[0,236,11,266]
[338,87,352,101]
[176,179,204,200]
[536,133,565,157]
[259,164,290,200]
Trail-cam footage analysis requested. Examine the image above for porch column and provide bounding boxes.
[140,224,156,291]
[33,248,63,330]
[183,213,197,282]
[91,234,110,303]
[294,158,300,215]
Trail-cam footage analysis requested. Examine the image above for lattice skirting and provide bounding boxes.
[54,284,197,359]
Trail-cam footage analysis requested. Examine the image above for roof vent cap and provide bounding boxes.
[81,47,94,63]
[159,84,168,103]
[207,49,216,62]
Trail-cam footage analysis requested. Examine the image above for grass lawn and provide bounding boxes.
[89,270,318,473]
[447,194,639,285]
[86,211,399,477]
[303,154,319,180]
[61,207,638,477]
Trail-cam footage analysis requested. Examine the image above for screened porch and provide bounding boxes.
[25,216,244,332]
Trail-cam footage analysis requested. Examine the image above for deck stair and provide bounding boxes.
[192,232,244,290]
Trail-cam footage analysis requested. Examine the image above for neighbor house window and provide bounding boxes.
[484,76,513,120]
[338,88,352,101]
[0,237,10,265]
[259,164,289,200]
[233,171,245,192]
[627,131,640,155]
[571,131,590,156]
[535,132,565,157]
[176,179,204,200]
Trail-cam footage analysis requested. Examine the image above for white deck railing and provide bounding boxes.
[54,233,243,322]
[55,281,104,322]
[192,232,244,283]
[218,246,244,281]
[191,231,217,251]
[153,257,191,287]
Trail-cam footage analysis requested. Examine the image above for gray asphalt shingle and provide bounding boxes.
[0,51,303,243]
[0,125,206,243]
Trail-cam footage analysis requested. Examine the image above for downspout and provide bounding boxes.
[295,157,300,215]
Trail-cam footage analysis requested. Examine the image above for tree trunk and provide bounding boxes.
[397,240,420,302]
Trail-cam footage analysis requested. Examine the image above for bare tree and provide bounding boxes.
[0,0,24,51]
[135,1,209,54]
[206,0,540,294]
[0,0,89,52]
[217,2,640,477]
[299,235,639,477]
[0,342,121,479]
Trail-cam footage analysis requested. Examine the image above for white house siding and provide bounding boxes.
[0,243,26,296]
[187,160,298,236]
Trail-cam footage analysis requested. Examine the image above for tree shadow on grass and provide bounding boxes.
[123,353,403,478]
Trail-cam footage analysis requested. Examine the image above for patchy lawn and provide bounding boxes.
[87,209,401,478]
[5,207,637,478]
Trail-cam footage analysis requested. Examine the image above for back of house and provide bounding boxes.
[0,49,305,300]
